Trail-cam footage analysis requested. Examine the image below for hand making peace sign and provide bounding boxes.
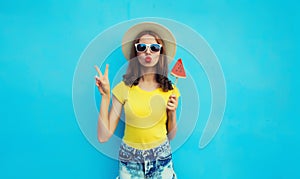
[94,64,110,96]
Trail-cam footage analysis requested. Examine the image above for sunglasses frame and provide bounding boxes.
[134,43,162,53]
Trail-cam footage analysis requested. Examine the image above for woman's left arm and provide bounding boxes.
[166,94,178,140]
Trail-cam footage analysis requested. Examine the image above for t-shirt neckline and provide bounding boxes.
[135,85,160,93]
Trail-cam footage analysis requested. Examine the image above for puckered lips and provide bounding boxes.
[145,56,152,63]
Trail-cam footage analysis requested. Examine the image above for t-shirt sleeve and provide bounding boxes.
[173,85,181,99]
[112,81,129,104]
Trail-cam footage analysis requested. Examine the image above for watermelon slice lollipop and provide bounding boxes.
[171,58,186,85]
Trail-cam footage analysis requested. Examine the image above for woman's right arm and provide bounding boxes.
[95,65,122,143]
[97,95,122,142]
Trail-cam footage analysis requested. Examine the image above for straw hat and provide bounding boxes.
[122,22,176,63]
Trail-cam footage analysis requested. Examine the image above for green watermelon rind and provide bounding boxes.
[170,71,186,78]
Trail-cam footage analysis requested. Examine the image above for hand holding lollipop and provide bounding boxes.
[167,58,186,118]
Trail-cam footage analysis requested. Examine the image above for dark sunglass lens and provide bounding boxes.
[137,44,146,52]
[150,44,161,52]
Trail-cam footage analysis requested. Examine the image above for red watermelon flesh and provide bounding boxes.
[171,58,186,78]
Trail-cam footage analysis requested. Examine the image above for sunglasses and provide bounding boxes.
[135,43,162,53]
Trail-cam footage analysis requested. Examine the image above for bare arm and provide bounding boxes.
[94,64,122,143]
[97,95,122,142]
[167,110,177,140]
[166,94,178,140]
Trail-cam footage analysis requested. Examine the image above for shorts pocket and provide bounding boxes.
[157,148,172,160]
[119,150,133,162]
[118,143,135,162]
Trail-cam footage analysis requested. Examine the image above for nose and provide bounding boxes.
[145,46,151,54]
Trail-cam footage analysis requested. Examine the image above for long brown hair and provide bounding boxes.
[122,31,173,92]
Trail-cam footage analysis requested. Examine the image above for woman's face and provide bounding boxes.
[136,34,161,68]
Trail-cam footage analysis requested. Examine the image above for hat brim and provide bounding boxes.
[122,22,176,63]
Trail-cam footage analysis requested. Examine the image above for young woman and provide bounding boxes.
[95,22,180,179]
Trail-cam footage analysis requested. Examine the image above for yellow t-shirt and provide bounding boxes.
[112,81,180,150]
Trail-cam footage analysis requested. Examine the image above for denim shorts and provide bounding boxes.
[116,140,177,179]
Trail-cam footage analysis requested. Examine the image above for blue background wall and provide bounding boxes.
[0,0,299,178]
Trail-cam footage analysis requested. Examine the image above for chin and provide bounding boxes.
[140,62,159,68]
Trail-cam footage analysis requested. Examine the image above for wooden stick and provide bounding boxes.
[172,77,178,95]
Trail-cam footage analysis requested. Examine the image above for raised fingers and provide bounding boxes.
[104,64,109,77]
[94,65,103,78]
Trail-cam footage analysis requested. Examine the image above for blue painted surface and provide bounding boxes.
[0,0,299,178]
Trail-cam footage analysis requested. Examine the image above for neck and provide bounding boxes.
[138,73,158,91]
[140,66,156,82]
[141,73,156,83]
